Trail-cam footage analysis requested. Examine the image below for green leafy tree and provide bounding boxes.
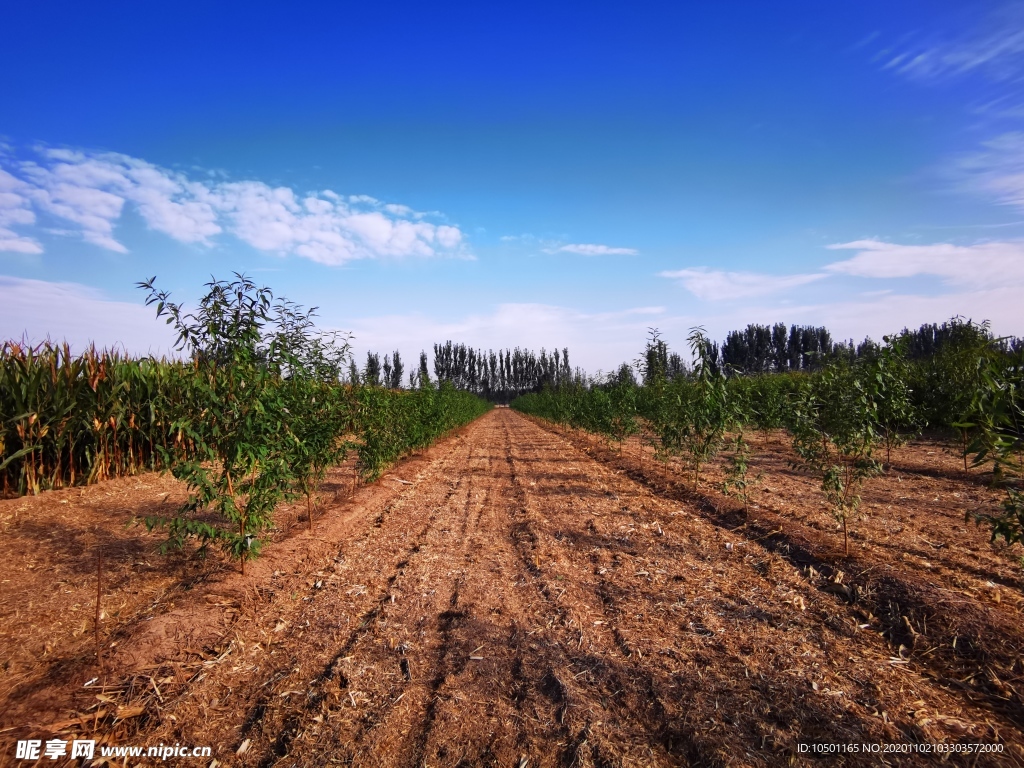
[682,327,732,489]
[652,328,732,490]
[417,351,431,388]
[722,431,761,514]
[354,381,490,482]
[964,345,1024,547]
[605,380,639,449]
[749,374,795,442]
[865,335,918,467]
[285,380,352,529]
[790,361,880,557]
[909,318,991,471]
[275,309,353,530]
[638,328,668,386]
[364,352,382,387]
[138,274,297,573]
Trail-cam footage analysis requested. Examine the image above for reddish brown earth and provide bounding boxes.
[1,409,1022,766]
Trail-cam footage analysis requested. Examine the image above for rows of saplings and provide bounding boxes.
[0,275,490,572]
[512,321,1024,558]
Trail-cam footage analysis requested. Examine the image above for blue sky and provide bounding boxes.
[2,0,1024,373]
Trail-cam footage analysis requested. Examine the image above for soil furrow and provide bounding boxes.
[505,414,1020,766]
[525,416,1024,739]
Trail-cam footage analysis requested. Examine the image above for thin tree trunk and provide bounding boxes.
[95,550,103,673]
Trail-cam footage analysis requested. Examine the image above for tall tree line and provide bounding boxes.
[356,350,405,389]
[718,319,1022,375]
[433,341,578,402]
[720,323,837,373]
[349,342,580,402]
[899,319,1024,360]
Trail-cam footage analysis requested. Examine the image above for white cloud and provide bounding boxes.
[348,194,379,205]
[0,170,42,254]
[214,181,307,253]
[825,238,1024,287]
[436,225,463,249]
[20,149,221,250]
[548,243,639,256]
[344,303,666,375]
[384,203,414,217]
[659,267,826,301]
[4,274,1021,376]
[0,233,41,255]
[0,276,178,354]
[0,145,470,264]
[0,274,666,373]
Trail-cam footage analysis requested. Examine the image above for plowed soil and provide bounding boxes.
[1,409,1022,767]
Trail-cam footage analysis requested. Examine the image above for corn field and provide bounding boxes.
[0,341,192,496]
[0,340,489,499]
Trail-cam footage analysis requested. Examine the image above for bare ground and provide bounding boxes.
[1,410,1021,766]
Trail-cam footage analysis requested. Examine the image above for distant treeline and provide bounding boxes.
[348,319,1024,401]
[349,342,580,403]
[430,342,579,403]
[678,319,1023,379]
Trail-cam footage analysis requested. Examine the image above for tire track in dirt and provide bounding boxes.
[399,418,587,767]
[140,430,481,763]
[503,417,791,765]
[282,410,669,767]
[501,417,700,767]
[245,443,490,767]
[280,412,569,766]
[230,433,500,766]
[315,443,493,767]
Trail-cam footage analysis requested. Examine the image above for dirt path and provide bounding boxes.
[3,409,1021,766]
[113,410,1017,767]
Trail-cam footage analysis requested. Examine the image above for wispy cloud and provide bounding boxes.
[744,287,1024,347]
[661,238,1024,309]
[948,131,1024,211]
[869,6,1024,213]
[659,267,826,301]
[882,4,1024,82]
[549,243,638,256]
[346,288,1022,374]
[0,146,470,264]
[826,238,1024,287]
[502,235,638,256]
